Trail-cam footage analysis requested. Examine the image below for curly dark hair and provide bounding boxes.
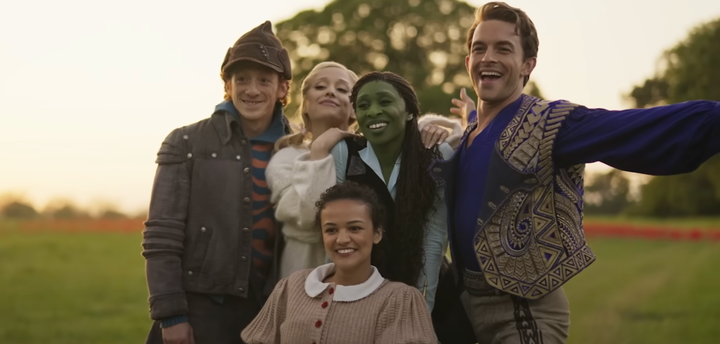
[349,71,442,286]
[314,182,386,234]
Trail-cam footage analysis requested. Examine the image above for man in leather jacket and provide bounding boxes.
[142,21,292,344]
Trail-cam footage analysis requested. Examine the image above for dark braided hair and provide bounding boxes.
[350,71,442,286]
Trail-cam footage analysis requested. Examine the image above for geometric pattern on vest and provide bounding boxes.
[473,94,597,299]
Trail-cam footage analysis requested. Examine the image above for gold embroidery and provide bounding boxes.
[474,95,592,300]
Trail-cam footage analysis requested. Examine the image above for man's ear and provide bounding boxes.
[277,80,290,100]
[521,57,537,78]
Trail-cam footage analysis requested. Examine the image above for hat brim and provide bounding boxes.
[222,57,286,78]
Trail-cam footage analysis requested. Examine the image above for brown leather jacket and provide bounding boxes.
[142,102,289,320]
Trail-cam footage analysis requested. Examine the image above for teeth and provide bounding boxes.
[481,72,502,77]
[337,249,355,254]
[369,122,388,129]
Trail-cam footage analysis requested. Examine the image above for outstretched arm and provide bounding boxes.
[554,101,720,175]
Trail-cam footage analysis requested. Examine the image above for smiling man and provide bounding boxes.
[141,21,292,344]
[430,2,720,343]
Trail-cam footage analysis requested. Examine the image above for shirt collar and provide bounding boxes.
[304,263,385,302]
[358,143,402,196]
[212,100,287,144]
[465,94,524,134]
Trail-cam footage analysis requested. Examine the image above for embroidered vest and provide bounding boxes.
[474,94,596,299]
[343,137,397,281]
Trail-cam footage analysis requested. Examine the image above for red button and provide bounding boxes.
[328,287,334,295]
[321,301,328,308]
[315,320,322,328]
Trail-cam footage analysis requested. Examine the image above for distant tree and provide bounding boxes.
[584,169,635,216]
[525,80,545,99]
[627,161,720,217]
[625,17,720,217]
[43,198,89,219]
[52,205,85,219]
[276,0,476,117]
[1,201,38,219]
[99,209,127,219]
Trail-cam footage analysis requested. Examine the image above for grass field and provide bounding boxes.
[585,215,720,229]
[1,220,719,344]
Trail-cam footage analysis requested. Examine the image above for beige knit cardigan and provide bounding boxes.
[241,265,438,344]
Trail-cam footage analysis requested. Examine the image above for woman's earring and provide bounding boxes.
[407,114,414,121]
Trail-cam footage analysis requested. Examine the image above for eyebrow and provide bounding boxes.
[358,90,395,98]
[471,39,515,49]
[322,220,366,227]
[316,77,350,86]
[496,41,515,48]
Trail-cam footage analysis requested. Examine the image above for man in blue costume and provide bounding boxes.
[429,2,720,343]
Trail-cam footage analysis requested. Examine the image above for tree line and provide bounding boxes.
[0,196,143,220]
[588,16,720,217]
[4,0,718,219]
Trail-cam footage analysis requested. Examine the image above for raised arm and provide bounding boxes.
[418,113,465,149]
[267,146,337,238]
[554,101,720,175]
[142,129,191,324]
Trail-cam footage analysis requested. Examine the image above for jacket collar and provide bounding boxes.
[212,100,287,145]
[304,263,385,302]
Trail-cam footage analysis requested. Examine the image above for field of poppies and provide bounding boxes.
[1,217,719,344]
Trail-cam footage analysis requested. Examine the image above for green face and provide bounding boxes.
[355,81,410,147]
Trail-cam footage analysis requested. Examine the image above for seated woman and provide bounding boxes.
[310,71,454,311]
[241,182,437,344]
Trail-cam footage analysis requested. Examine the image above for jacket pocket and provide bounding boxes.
[185,225,213,274]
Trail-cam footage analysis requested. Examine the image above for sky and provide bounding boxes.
[1,0,719,213]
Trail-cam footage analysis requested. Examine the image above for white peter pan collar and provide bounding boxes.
[304,263,385,302]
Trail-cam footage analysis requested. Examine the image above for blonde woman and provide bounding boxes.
[266,62,359,280]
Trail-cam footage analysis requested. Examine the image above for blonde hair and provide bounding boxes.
[275,61,359,151]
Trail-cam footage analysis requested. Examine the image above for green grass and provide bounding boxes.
[0,227,149,344]
[585,215,720,229]
[1,223,719,344]
[564,239,720,344]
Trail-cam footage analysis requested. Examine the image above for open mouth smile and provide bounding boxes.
[367,122,388,130]
[335,248,357,257]
[480,71,503,83]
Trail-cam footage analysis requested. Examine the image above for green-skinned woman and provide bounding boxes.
[311,71,453,312]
